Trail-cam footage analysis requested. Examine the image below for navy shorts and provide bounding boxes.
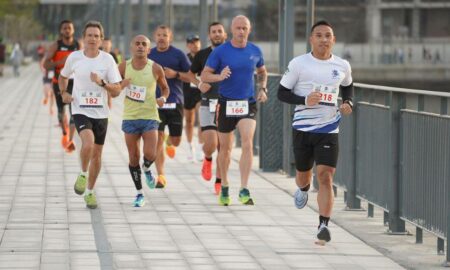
[122,119,159,134]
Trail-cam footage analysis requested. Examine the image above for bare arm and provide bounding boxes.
[153,63,170,107]
[163,67,194,83]
[58,74,73,103]
[90,72,122,98]
[200,66,231,83]
[43,42,58,70]
[256,65,268,103]
[187,70,211,93]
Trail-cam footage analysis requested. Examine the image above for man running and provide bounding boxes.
[44,20,82,153]
[118,35,169,207]
[201,15,268,206]
[147,25,191,188]
[59,21,123,209]
[183,34,203,162]
[188,22,227,194]
[277,20,353,244]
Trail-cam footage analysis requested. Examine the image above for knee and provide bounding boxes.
[170,137,181,146]
[91,150,102,163]
[241,138,253,152]
[143,150,156,162]
[317,170,334,186]
[82,142,94,153]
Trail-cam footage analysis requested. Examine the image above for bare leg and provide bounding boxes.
[236,119,256,189]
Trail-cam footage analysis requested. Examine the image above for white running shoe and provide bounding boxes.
[294,188,308,209]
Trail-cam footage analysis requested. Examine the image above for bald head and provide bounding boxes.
[231,15,251,29]
[130,34,151,59]
[230,15,251,47]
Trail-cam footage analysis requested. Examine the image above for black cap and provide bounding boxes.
[186,34,200,43]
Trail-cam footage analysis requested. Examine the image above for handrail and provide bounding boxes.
[266,74,450,98]
[354,82,450,98]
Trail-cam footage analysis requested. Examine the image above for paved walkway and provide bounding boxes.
[0,64,406,269]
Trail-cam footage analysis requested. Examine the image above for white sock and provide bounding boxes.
[85,188,93,195]
[80,171,87,177]
[137,190,143,195]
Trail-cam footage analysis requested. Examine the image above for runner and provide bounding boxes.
[118,34,169,207]
[187,22,227,194]
[43,20,82,153]
[147,25,191,188]
[183,34,203,162]
[277,20,354,244]
[59,21,123,209]
[201,15,268,206]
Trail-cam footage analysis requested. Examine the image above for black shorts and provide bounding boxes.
[293,130,339,171]
[158,104,183,136]
[183,87,201,110]
[216,99,257,133]
[73,114,108,145]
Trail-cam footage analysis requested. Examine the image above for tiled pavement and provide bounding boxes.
[0,64,407,269]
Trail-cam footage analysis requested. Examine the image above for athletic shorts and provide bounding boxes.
[183,87,201,110]
[158,104,183,136]
[293,129,339,171]
[122,119,159,134]
[73,114,108,145]
[216,99,257,133]
[199,105,217,131]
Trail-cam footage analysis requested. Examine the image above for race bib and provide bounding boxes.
[313,83,339,106]
[79,91,104,108]
[209,99,218,113]
[126,84,146,103]
[160,103,176,110]
[226,100,248,117]
[47,70,54,79]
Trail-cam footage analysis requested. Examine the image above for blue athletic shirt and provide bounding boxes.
[148,45,191,104]
[205,41,264,101]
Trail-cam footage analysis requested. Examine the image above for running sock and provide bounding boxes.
[300,184,310,192]
[137,189,143,195]
[80,171,87,177]
[129,165,142,190]
[205,156,213,162]
[143,157,154,171]
[86,188,93,195]
[319,215,330,227]
[215,177,221,183]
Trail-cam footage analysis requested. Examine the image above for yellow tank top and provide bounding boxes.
[123,59,160,121]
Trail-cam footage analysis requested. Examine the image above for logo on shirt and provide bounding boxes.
[332,69,340,79]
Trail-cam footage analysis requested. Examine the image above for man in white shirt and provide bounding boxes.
[59,21,123,209]
[278,20,354,244]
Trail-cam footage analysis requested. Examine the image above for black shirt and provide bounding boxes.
[190,46,219,105]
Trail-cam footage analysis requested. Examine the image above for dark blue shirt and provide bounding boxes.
[205,41,264,101]
[148,45,191,104]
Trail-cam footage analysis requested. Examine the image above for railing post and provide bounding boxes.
[346,90,361,210]
[387,92,406,233]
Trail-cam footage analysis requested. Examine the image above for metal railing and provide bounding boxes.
[258,75,450,263]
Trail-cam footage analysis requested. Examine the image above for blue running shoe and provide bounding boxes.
[144,169,156,189]
[294,188,308,209]
[238,188,254,205]
[133,194,145,207]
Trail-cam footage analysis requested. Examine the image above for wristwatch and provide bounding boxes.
[259,87,268,94]
[175,72,180,79]
[344,100,353,108]
[160,96,167,103]
[100,79,106,87]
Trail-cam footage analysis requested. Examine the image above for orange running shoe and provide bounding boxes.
[214,181,221,195]
[61,134,69,148]
[65,141,76,153]
[165,145,176,158]
[201,158,212,181]
[156,175,167,188]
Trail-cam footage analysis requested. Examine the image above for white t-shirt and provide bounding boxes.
[60,50,122,119]
[280,52,352,133]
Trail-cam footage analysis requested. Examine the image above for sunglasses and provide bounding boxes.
[135,41,148,47]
